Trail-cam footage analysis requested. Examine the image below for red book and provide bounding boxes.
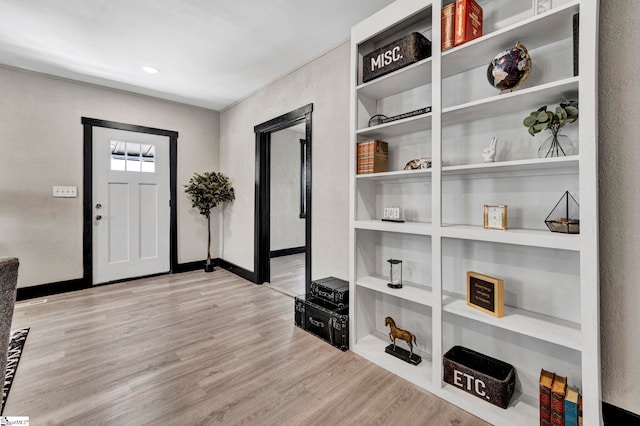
[551,375,568,426]
[441,3,456,51]
[540,369,555,425]
[454,0,483,46]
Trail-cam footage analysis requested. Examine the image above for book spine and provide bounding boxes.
[357,141,374,174]
[441,3,456,51]
[565,398,578,426]
[454,0,483,46]
[573,13,579,76]
[540,369,554,426]
[454,0,467,46]
[577,394,583,426]
[357,143,365,174]
[551,383,567,426]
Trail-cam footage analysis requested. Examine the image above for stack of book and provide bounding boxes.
[357,140,388,174]
[441,0,483,51]
[540,369,583,426]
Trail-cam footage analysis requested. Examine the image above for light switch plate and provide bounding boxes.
[53,186,77,198]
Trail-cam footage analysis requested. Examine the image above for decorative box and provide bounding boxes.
[310,276,349,308]
[443,346,516,409]
[294,294,348,351]
[362,32,432,83]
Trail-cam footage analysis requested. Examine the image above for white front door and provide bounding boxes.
[92,127,170,284]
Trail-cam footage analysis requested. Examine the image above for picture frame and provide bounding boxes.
[483,205,508,230]
[466,271,504,318]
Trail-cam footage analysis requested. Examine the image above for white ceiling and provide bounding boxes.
[0,0,395,111]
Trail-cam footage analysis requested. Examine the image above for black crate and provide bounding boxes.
[362,32,432,83]
[294,294,348,351]
[443,346,516,409]
[310,277,349,308]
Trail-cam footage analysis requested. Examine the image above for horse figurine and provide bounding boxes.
[384,316,417,357]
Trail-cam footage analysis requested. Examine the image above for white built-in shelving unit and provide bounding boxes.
[348,0,601,424]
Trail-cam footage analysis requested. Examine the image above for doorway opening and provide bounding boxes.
[82,117,178,285]
[254,104,312,296]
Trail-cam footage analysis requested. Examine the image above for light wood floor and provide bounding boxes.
[266,253,306,297]
[6,268,488,425]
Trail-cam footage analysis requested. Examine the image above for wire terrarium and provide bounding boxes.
[545,191,580,234]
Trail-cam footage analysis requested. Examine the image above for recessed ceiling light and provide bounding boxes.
[142,66,159,74]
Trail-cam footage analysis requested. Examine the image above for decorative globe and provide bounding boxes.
[487,41,531,91]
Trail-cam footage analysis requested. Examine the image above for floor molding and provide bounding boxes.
[16,260,211,301]
[217,258,257,283]
[603,401,640,425]
[174,259,212,273]
[270,246,305,258]
[16,278,88,301]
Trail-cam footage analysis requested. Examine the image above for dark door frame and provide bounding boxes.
[254,104,313,291]
[81,117,178,285]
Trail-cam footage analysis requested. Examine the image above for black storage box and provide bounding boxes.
[294,294,348,351]
[443,346,516,409]
[362,32,432,83]
[310,276,349,308]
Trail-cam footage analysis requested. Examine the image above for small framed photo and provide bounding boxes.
[466,271,504,318]
[484,205,508,230]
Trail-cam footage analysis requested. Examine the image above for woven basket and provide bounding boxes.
[363,32,431,83]
[443,346,516,409]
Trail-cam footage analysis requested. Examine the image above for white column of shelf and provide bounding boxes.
[350,0,437,398]
[430,0,444,393]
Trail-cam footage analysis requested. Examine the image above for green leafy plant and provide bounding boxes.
[523,100,579,136]
[185,172,235,268]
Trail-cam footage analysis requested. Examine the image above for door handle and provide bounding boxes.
[96,215,102,220]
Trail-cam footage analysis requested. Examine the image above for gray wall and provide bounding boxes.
[220,42,350,281]
[0,66,220,287]
[599,1,640,415]
[270,128,305,252]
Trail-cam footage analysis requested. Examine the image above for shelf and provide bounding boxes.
[442,77,579,127]
[357,112,432,139]
[443,296,581,351]
[442,1,579,78]
[356,275,433,307]
[354,219,432,236]
[441,384,538,426]
[352,333,433,390]
[356,169,431,182]
[357,57,432,100]
[441,225,580,251]
[350,1,600,423]
[442,156,579,176]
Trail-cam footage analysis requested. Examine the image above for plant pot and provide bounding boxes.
[204,263,215,273]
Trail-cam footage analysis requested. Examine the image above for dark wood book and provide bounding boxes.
[454,0,483,46]
[441,3,456,51]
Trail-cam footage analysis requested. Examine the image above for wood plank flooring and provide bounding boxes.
[6,269,488,425]
[266,253,306,297]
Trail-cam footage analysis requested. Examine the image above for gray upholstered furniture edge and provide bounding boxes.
[0,257,19,386]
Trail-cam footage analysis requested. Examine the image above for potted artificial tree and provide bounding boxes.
[185,171,235,272]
